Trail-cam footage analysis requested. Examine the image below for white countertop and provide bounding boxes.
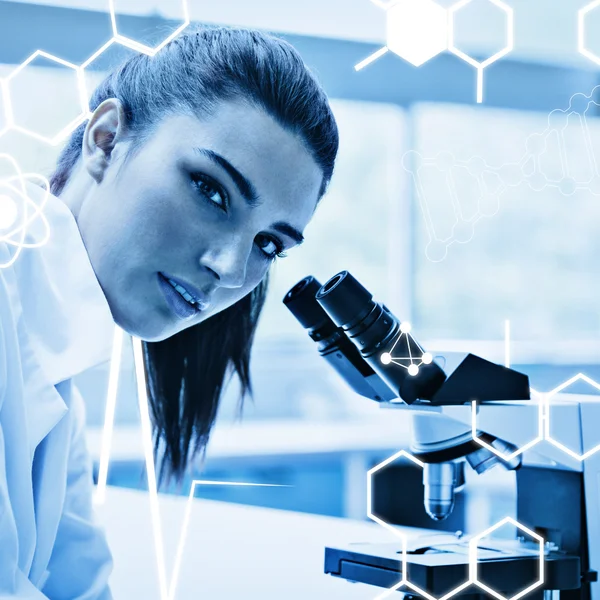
[96,486,402,600]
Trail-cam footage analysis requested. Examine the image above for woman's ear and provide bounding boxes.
[82,98,127,184]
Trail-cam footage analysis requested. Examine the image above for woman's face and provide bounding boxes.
[71,100,324,341]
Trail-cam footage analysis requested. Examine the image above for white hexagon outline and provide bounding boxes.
[108,0,190,57]
[4,50,89,146]
[470,388,544,462]
[469,517,545,600]
[448,0,514,103]
[543,373,600,461]
[578,1,600,66]
[79,37,120,108]
[368,450,473,600]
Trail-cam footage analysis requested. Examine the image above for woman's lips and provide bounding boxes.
[159,272,211,311]
[158,273,203,320]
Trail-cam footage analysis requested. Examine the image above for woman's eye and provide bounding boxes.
[191,174,227,210]
[256,234,287,260]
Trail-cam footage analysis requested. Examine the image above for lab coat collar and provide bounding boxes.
[16,182,116,388]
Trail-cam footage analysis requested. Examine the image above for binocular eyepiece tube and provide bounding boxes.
[284,270,447,405]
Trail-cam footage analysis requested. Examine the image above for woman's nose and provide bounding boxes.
[199,240,250,289]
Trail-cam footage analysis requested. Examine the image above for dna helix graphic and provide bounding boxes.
[404,87,600,262]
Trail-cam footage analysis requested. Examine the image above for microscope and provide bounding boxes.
[283,271,600,599]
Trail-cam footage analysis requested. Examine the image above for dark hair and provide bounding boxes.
[50,26,339,482]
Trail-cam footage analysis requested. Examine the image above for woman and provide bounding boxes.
[0,26,338,597]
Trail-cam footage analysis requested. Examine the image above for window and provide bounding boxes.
[410,102,600,364]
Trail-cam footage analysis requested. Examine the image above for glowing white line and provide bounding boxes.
[132,336,169,600]
[448,0,513,103]
[368,448,474,600]
[0,1,190,146]
[94,326,124,505]
[543,372,600,460]
[367,449,421,541]
[110,1,191,58]
[470,399,544,461]
[81,39,116,70]
[476,66,484,104]
[108,0,118,37]
[190,480,291,487]
[547,371,600,397]
[469,517,545,600]
[579,1,600,65]
[355,47,389,71]
[168,478,291,599]
[91,333,294,599]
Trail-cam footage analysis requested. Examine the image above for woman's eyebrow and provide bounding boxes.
[194,147,261,207]
[194,147,304,245]
[273,222,305,245]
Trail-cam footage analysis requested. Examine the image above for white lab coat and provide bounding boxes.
[0,182,116,598]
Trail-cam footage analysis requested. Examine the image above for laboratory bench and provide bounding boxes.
[97,485,395,599]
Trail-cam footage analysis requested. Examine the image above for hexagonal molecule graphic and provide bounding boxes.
[356,0,513,103]
[470,390,544,463]
[79,38,139,107]
[379,321,434,376]
[368,450,472,600]
[544,373,600,461]
[579,1,600,65]
[356,0,448,71]
[5,51,88,145]
[470,517,544,600]
[448,0,513,102]
[109,0,190,56]
[368,449,411,545]
[386,0,448,67]
[0,155,50,268]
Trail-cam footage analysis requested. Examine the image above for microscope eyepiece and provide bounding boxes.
[282,275,397,402]
[315,271,447,404]
[315,271,373,328]
[283,276,333,335]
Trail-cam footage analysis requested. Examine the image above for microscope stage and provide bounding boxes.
[325,537,581,597]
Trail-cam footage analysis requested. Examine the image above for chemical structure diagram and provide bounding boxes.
[357,0,600,104]
[356,0,514,103]
[368,449,545,600]
[0,0,191,270]
[380,320,433,376]
[3,2,600,598]
[0,4,293,600]
[407,86,600,262]
[368,319,600,600]
[365,370,600,600]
